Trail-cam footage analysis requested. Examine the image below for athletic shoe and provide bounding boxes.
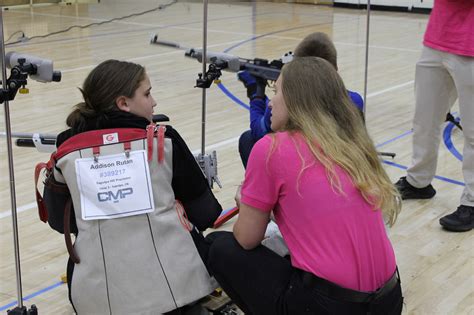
[439,205,474,232]
[394,176,436,200]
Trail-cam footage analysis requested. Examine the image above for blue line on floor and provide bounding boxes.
[222,20,341,54]
[376,130,413,148]
[217,83,249,110]
[0,281,64,311]
[443,119,463,162]
[383,160,465,186]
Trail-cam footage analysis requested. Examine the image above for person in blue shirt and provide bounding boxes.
[238,32,364,167]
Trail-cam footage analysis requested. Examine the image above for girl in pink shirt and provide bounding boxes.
[206,57,403,315]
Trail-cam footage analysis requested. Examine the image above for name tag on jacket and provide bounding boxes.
[75,150,155,220]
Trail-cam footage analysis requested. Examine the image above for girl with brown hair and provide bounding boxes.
[46,59,221,314]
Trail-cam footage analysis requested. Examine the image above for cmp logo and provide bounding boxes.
[97,188,134,203]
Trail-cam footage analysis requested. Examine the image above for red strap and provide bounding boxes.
[123,141,131,157]
[34,162,49,223]
[92,146,100,158]
[146,124,155,162]
[157,125,166,164]
[175,199,192,231]
[55,128,147,160]
[34,156,54,223]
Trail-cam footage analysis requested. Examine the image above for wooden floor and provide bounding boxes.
[0,1,472,314]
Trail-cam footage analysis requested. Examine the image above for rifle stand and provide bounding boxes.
[192,1,224,190]
[0,6,64,312]
[362,0,396,160]
[378,151,396,158]
[7,305,38,315]
[446,112,462,131]
[200,291,240,315]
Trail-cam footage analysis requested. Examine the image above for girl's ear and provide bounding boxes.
[116,96,130,112]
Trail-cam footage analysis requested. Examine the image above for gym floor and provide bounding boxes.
[0,1,471,314]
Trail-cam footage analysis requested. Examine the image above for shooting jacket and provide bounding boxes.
[44,112,221,314]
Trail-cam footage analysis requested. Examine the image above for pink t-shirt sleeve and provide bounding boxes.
[241,135,279,212]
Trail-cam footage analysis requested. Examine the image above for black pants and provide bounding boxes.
[206,232,403,315]
[238,130,257,169]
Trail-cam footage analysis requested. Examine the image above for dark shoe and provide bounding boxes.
[439,205,474,232]
[395,177,436,200]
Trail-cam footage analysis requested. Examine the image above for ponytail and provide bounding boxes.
[65,60,146,129]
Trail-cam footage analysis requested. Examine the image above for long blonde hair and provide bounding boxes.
[280,57,400,226]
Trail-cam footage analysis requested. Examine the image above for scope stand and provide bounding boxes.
[193,58,225,189]
[0,8,45,313]
[0,67,40,315]
[0,59,30,104]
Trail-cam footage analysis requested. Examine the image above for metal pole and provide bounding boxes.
[200,0,208,155]
[362,0,371,114]
[0,8,25,309]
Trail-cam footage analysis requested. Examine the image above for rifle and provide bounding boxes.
[149,33,293,82]
[184,48,293,82]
